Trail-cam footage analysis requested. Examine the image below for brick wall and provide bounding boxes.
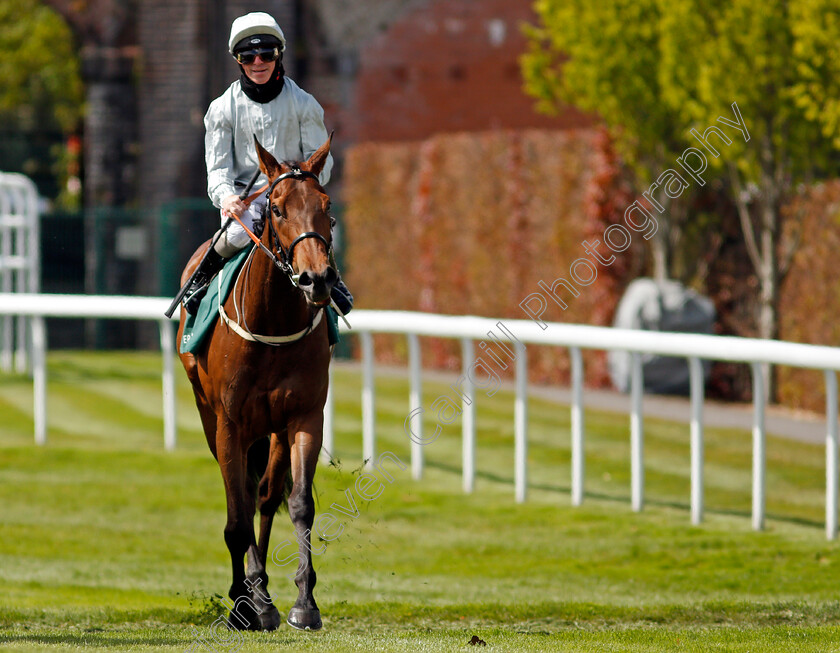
[349,0,592,143]
[134,0,588,207]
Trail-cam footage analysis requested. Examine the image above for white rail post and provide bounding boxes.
[570,346,585,506]
[159,319,177,451]
[751,361,766,531]
[408,333,423,480]
[689,357,704,525]
[17,182,38,373]
[462,338,475,493]
[825,369,838,540]
[0,185,11,372]
[361,331,375,469]
[321,362,334,465]
[630,352,644,512]
[31,316,46,445]
[11,185,25,372]
[514,341,528,503]
[26,181,40,372]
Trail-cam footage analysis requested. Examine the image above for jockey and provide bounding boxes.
[184,11,353,316]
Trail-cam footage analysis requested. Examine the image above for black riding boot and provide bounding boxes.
[331,278,353,315]
[183,248,227,315]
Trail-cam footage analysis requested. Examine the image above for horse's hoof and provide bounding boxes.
[228,601,261,631]
[286,607,322,631]
[258,604,282,631]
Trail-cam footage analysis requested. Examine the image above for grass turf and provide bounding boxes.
[0,351,839,651]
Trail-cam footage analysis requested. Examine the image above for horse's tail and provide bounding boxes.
[247,436,294,512]
[247,437,269,488]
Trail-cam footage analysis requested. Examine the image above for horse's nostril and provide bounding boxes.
[325,267,338,286]
[298,271,313,288]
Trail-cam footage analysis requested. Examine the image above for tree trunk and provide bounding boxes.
[729,156,782,402]
[649,191,673,283]
[651,229,668,283]
[756,204,780,402]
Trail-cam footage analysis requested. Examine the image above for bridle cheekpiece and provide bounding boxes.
[264,165,331,277]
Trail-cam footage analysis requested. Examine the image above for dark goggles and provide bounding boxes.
[233,46,281,65]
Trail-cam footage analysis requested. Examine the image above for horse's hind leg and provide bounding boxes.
[285,414,323,631]
[237,435,285,631]
[256,432,291,564]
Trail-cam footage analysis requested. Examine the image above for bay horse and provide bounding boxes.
[176,136,337,631]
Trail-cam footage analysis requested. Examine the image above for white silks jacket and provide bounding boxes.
[204,77,333,209]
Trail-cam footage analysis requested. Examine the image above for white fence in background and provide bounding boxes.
[1,293,839,540]
[0,174,39,373]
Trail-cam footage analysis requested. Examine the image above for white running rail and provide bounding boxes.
[0,174,39,373]
[1,294,838,539]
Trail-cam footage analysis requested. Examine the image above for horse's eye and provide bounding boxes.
[271,205,281,217]
[329,215,336,229]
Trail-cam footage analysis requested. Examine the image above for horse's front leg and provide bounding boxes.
[216,423,278,631]
[285,413,323,631]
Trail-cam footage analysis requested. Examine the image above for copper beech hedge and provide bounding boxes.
[342,129,633,388]
[342,129,840,412]
[777,180,840,412]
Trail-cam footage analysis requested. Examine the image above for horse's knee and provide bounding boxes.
[258,495,279,516]
[257,476,283,515]
[260,484,290,518]
[224,519,251,555]
[287,487,314,525]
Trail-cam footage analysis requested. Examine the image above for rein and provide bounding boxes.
[218,246,324,346]
[218,166,332,346]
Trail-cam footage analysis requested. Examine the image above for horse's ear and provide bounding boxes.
[304,132,333,178]
[254,135,281,179]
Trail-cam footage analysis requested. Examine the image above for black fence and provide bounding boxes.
[42,198,219,349]
[40,199,350,353]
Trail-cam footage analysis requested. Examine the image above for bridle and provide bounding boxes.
[217,165,334,346]
[264,166,331,278]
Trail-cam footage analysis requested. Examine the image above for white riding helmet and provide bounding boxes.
[228,12,286,54]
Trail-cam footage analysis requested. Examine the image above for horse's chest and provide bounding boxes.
[220,374,316,422]
[210,345,327,426]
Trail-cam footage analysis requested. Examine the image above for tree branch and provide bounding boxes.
[728,162,763,274]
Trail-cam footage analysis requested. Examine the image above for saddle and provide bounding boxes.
[180,247,338,354]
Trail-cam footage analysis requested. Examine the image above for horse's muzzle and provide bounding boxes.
[297,266,338,306]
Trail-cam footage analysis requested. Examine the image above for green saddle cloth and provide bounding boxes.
[179,246,339,354]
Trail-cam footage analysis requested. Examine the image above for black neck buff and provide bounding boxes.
[239,61,286,104]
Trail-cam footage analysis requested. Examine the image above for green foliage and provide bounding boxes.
[522,0,687,180]
[523,0,840,181]
[657,0,838,182]
[0,0,83,204]
[0,0,83,132]
[523,0,840,352]
[790,0,840,151]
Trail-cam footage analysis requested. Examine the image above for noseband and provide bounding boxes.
[265,166,331,277]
